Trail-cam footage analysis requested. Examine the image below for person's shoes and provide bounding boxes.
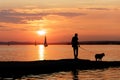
[74,57,78,60]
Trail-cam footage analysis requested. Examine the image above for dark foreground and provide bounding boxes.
[0,59,120,78]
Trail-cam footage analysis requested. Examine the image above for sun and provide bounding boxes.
[37,30,46,35]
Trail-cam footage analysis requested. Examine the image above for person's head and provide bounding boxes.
[75,33,78,37]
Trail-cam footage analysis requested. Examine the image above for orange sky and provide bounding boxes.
[0,0,120,42]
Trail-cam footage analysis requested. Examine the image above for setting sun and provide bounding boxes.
[37,30,46,35]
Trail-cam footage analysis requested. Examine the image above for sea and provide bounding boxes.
[0,45,120,80]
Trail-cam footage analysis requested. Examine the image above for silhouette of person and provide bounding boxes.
[71,33,79,59]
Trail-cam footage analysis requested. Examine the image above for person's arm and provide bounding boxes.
[78,38,80,47]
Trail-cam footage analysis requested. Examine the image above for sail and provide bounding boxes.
[44,35,48,47]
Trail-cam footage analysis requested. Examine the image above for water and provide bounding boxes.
[20,68,120,80]
[0,45,120,61]
[0,45,120,79]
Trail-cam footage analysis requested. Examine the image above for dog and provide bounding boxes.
[95,53,105,61]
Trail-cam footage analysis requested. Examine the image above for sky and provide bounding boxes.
[0,0,120,43]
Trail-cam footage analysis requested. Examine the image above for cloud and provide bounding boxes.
[0,7,119,31]
[0,9,86,24]
[0,25,6,27]
[51,12,86,17]
[0,26,30,31]
[0,9,50,24]
[0,25,11,31]
[86,8,120,11]
[0,7,119,23]
[78,7,120,11]
[0,9,24,23]
[0,24,29,31]
[87,8,110,10]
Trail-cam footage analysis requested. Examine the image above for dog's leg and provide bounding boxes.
[95,58,97,61]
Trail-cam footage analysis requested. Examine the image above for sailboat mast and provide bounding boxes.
[35,40,37,46]
[44,35,48,47]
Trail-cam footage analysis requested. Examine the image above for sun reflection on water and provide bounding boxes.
[38,45,44,60]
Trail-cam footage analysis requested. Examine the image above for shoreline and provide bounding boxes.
[1,41,120,45]
[0,59,120,77]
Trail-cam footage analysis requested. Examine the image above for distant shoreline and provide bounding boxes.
[0,41,120,45]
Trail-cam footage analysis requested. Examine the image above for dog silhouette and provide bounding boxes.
[95,53,105,61]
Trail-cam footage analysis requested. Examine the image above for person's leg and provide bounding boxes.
[73,48,76,59]
[76,47,78,59]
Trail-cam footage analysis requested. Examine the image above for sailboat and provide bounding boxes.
[44,35,48,47]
